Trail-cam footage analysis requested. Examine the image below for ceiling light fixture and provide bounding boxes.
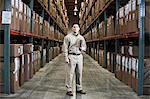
[73,5,78,12]
[74,11,77,15]
[75,0,77,4]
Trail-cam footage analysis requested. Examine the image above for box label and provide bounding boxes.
[2,11,12,24]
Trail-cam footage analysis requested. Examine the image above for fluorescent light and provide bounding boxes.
[75,0,77,4]
[74,11,77,15]
[73,6,78,12]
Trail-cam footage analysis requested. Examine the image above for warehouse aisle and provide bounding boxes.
[0,54,146,99]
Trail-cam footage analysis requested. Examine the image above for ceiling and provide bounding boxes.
[64,0,84,27]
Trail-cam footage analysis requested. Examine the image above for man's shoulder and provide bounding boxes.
[79,34,85,39]
[65,33,73,38]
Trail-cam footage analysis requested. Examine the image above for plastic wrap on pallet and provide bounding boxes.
[13,57,20,81]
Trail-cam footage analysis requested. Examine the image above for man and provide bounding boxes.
[63,24,87,96]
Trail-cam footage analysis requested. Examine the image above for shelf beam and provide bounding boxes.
[138,0,145,96]
[29,0,34,43]
[41,9,44,67]
[3,0,11,94]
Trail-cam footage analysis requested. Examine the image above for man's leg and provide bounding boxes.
[76,55,83,91]
[66,55,76,92]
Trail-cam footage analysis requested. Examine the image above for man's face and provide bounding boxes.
[72,24,80,33]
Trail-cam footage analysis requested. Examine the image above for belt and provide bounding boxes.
[69,53,81,55]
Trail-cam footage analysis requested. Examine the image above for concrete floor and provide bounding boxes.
[0,54,150,99]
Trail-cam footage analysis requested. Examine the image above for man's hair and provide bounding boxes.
[72,23,80,27]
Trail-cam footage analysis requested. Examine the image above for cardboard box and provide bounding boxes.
[0,57,20,93]
[19,55,24,86]
[37,51,41,69]
[143,58,150,95]
[107,52,111,71]
[13,8,19,31]
[131,10,139,33]
[100,50,104,66]
[145,0,150,34]
[0,83,4,93]
[24,54,30,81]
[128,46,150,58]
[0,44,23,57]
[23,44,34,54]
[11,44,23,57]
[107,16,115,36]
[127,57,132,86]
[29,53,34,78]
[99,21,105,38]
[115,54,122,80]
[131,57,138,92]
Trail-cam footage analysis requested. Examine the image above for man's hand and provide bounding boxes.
[65,58,70,64]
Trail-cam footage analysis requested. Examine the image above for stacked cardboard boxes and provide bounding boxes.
[33,12,39,35]
[0,44,23,93]
[99,21,105,38]
[18,0,23,33]
[42,49,46,66]
[11,0,19,31]
[107,52,111,71]
[117,0,139,35]
[107,16,115,36]
[33,51,38,73]
[145,0,150,34]
[19,54,25,86]
[119,7,125,34]
[143,59,150,95]
[99,50,104,66]
[43,0,49,9]
[23,44,34,81]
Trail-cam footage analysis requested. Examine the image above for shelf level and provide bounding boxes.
[81,0,114,35]
[86,32,139,43]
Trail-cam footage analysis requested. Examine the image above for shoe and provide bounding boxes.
[76,90,86,94]
[66,91,73,96]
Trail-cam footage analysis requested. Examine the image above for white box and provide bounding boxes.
[128,0,132,12]
[132,0,137,11]
[132,57,137,71]
[122,56,125,67]
[11,0,15,7]
[128,58,132,74]
[15,0,19,9]
[125,4,129,16]
[18,0,23,12]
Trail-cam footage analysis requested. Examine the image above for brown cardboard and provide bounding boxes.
[0,44,23,57]
[11,7,15,30]
[110,53,114,73]
[131,10,139,33]
[19,12,23,33]
[128,46,150,58]
[131,76,138,92]
[10,71,20,93]
[143,58,150,95]
[145,0,150,34]
[19,64,24,86]
[23,44,34,54]
[0,57,20,93]
[0,83,4,93]
[119,18,125,34]
[116,64,122,81]
[11,44,24,57]
[0,70,3,83]
[24,54,30,81]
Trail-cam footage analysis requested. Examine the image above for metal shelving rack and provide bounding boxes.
[1,0,66,94]
[81,0,145,96]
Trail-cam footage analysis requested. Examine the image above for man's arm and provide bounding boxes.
[80,36,87,52]
[62,36,69,63]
